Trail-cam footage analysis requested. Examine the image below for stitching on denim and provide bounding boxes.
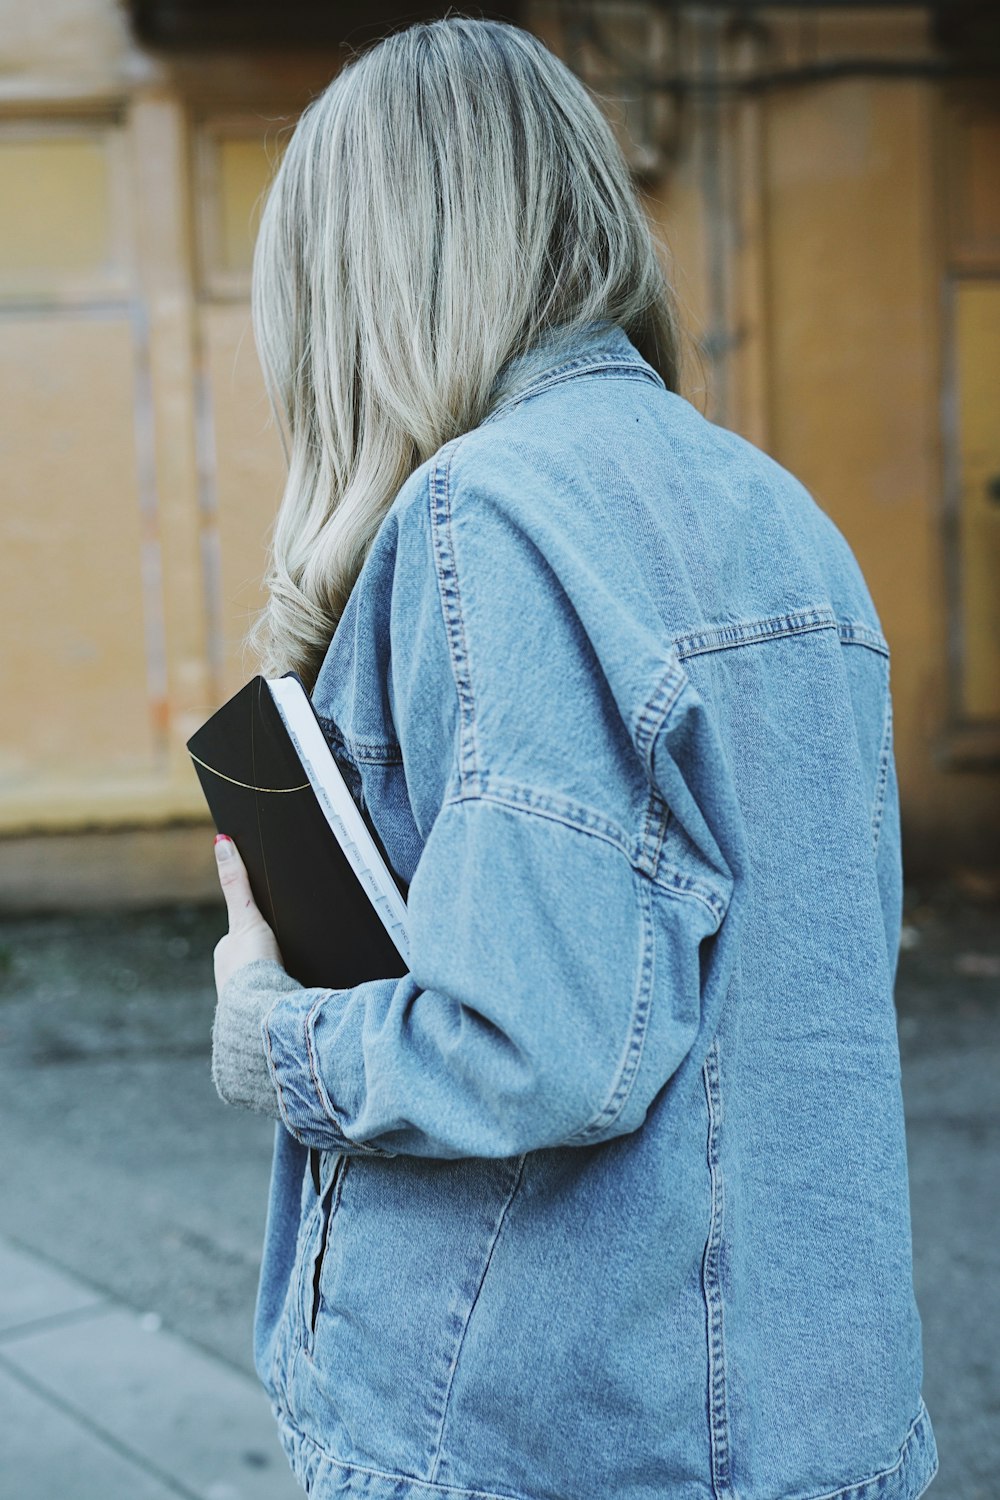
[639,785,670,878]
[654,868,728,923]
[273,1372,935,1500]
[562,869,657,1146]
[802,1398,936,1500]
[702,1035,735,1499]
[317,715,403,766]
[634,660,687,775]
[671,608,890,662]
[272,1409,532,1500]
[304,995,341,1136]
[634,669,730,919]
[427,1154,528,1485]
[315,609,889,763]
[301,996,391,1159]
[675,607,837,660]
[262,1004,298,1142]
[352,744,404,764]
[482,360,664,425]
[871,662,893,860]
[649,792,670,875]
[443,787,725,916]
[429,441,481,794]
[447,779,631,852]
[837,619,891,656]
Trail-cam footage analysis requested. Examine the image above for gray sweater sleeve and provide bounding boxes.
[210,958,305,1118]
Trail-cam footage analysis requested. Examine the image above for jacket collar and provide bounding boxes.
[484,321,665,424]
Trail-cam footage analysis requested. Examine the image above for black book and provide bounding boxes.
[186,673,410,989]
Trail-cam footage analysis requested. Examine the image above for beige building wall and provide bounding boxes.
[0,1,997,905]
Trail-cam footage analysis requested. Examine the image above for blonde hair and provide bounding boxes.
[249,14,683,691]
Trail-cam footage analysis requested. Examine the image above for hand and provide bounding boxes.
[213,834,284,992]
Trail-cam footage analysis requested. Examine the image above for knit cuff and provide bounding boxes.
[211,958,304,1118]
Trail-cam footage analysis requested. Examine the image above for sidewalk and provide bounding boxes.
[0,903,301,1499]
[0,880,996,1499]
[0,1237,299,1499]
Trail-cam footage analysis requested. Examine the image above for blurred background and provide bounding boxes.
[0,3,997,1499]
[0,0,999,900]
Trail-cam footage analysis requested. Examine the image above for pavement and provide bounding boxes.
[0,877,996,1500]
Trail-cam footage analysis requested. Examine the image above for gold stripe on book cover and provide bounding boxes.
[188,751,311,795]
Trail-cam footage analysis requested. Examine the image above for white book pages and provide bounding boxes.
[267,675,411,965]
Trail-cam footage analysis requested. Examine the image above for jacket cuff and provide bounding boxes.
[211,958,301,1120]
[262,981,398,1157]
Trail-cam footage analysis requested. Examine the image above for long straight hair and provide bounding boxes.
[249,15,683,691]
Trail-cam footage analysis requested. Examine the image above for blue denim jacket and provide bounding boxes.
[243,324,938,1500]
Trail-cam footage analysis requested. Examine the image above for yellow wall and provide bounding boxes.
[0,1,997,885]
[753,64,999,866]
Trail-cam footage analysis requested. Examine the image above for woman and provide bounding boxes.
[209,17,938,1500]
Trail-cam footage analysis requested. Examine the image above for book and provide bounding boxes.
[186,673,410,989]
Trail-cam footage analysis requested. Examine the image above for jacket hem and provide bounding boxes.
[271,1404,531,1500]
[796,1398,938,1500]
[268,1395,937,1500]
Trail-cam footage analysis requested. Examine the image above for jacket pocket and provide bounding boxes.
[306,1153,349,1348]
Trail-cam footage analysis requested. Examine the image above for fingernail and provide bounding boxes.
[214,834,235,861]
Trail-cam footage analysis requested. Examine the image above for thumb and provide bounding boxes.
[214,835,260,930]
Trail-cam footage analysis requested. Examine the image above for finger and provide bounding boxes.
[214,834,260,929]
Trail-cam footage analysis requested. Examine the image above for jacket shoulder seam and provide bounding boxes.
[444,786,727,919]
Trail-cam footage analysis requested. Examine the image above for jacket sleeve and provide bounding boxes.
[226,456,740,1161]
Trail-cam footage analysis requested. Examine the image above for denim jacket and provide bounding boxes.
[229,324,938,1500]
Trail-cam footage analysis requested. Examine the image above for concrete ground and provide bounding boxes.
[0,877,996,1499]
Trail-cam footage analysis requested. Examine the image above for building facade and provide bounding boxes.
[1,1,997,902]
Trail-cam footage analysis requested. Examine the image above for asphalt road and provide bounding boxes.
[0,877,996,1499]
